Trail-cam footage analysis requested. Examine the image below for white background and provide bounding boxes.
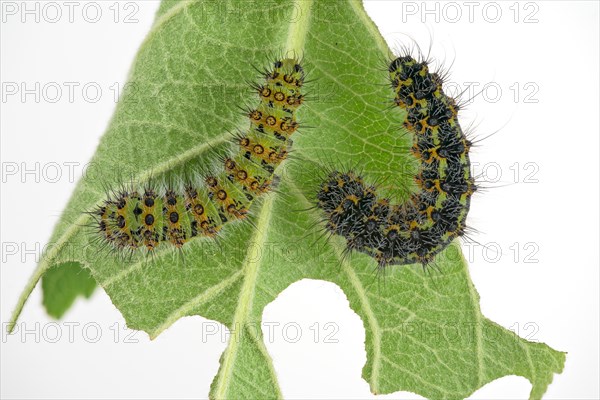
[1,1,598,399]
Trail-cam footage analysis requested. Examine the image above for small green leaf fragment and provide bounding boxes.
[42,262,96,319]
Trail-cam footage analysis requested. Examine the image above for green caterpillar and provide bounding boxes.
[93,58,305,252]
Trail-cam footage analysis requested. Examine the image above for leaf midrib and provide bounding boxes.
[210,0,313,397]
[210,193,280,398]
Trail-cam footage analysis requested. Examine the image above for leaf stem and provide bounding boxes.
[285,0,313,56]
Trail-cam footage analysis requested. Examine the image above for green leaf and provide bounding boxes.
[9,0,565,399]
[42,262,96,319]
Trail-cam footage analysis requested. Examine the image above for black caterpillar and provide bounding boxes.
[317,54,476,267]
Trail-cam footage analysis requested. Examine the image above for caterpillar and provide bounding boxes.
[316,54,476,267]
[92,58,305,252]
